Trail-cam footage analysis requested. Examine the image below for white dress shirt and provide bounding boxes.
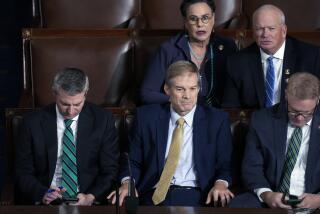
[255,119,311,201]
[165,105,197,187]
[260,41,286,105]
[50,106,79,188]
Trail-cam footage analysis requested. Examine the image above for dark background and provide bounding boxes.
[0,0,33,194]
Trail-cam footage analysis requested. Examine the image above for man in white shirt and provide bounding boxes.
[223,4,320,109]
[108,60,234,206]
[15,68,119,205]
[230,72,320,209]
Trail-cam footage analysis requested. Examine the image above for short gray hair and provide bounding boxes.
[165,60,200,87]
[52,67,89,95]
[252,4,286,26]
[286,72,320,100]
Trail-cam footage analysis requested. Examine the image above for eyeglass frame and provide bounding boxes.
[186,14,213,25]
[287,101,318,119]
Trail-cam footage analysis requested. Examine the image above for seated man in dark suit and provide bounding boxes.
[15,68,119,205]
[108,60,234,206]
[230,72,320,209]
[223,4,320,109]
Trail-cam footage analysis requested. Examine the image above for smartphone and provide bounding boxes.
[62,197,79,203]
[49,197,79,205]
[285,195,301,206]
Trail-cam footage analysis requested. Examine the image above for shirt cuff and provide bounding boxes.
[215,179,229,188]
[254,188,273,202]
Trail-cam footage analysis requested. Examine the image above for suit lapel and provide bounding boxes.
[305,108,320,192]
[156,105,170,172]
[76,103,93,186]
[192,105,206,176]
[251,46,265,107]
[281,38,297,100]
[42,104,58,184]
[273,103,289,186]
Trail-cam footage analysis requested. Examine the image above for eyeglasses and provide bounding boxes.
[288,110,314,119]
[187,15,213,25]
[287,105,316,119]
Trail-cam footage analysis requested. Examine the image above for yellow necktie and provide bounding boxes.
[152,117,185,205]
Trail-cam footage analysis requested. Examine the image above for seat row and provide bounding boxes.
[30,0,320,30]
[1,107,253,205]
[32,0,244,29]
[20,28,320,108]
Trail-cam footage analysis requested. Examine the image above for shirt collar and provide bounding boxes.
[55,105,80,122]
[170,104,197,127]
[260,40,286,61]
[289,118,312,129]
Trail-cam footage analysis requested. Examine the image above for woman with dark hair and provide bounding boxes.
[140,0,237,107]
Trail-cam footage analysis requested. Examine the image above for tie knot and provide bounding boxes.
[64,119,73,127]
[267,56,273,62]
[176,118,185,127]
[294,127,302,134]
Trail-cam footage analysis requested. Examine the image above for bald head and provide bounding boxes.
[253,4,285,27]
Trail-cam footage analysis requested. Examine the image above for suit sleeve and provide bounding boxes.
[214,114,233,185]
[15,118,48,203]
[121,109,143,184]
[222,57,241,108]
[86,113,119,201]
[242,113,272,190]
[139,45,170,104]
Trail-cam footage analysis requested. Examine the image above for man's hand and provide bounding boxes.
[71,193,95,206]
[205,181,234,207]
[42,186,65,205]
[107,180,139,206]
[260,191,291,209]
[296,193,320,209]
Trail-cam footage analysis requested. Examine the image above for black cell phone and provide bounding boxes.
[62,197,79,203]
[285,195,301,206]
[49,197,78,205]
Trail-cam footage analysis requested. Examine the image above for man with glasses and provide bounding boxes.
[223,4,320,109]
[230,72,320,209]
[140,0,237,107]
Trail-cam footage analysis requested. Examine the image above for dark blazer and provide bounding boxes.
[15,102,119,204]
[140,32,237,107]
[120,104,233,201]
[223,37,320,108]
[242,102,320,193]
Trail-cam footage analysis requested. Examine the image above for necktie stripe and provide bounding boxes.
[63,135,74,148]
[63,144,77,161]
[277,127,302,194]
[62,167,77,184]
[64,132,75,145]
[62,119,78,198]
[265,56,275,107]
[62,154,77,173]
[62,180,76,196]
[62,180,77,195]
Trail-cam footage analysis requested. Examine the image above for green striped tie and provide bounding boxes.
[278,127,302,194]
[62,119,78,198]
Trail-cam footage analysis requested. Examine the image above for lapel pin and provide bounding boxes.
[218,45,224,51]
[285,69,290,75]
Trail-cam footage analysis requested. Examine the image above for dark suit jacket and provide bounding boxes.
[140,32,237,107]
[223,37,320,108]
[120,104,233,202]
[242,102,320,194]
[15,102,119,204]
